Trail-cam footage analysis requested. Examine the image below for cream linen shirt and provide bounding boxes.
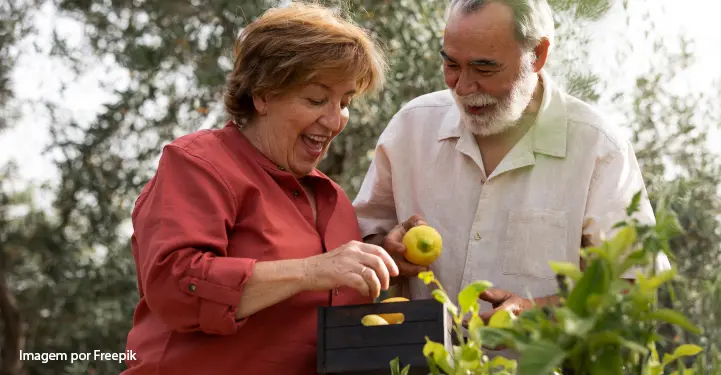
[353,71,669,308]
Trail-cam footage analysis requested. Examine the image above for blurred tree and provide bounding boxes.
[6,0,720,373]
[0,0,35,131]
[1,1,36,374]
[621,39,721,364]
[1,164,30,375]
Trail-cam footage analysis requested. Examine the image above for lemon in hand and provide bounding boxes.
[402,225,443,266]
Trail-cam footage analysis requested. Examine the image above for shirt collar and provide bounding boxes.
[219,121,328,181]
[436,70,568,159]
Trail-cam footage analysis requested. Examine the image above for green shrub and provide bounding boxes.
[391,192,712,375]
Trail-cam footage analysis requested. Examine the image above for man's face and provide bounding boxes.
[442,2,540,136]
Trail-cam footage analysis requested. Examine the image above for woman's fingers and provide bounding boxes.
[356,250,391,291]
[360,243,399,278]
[358,265,382,299]
[344,272,371,297]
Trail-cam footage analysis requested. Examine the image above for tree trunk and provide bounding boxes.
[0,269,25,375]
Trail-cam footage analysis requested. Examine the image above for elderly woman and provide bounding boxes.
[122,3,396,374]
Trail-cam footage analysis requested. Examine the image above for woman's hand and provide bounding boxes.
[303,241,399,299]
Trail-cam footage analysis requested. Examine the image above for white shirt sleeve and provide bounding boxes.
[582,139,671,278]
[353,138,400,239]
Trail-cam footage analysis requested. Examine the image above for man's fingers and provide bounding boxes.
[383,214,428,256]
[384,236,407,255]
[479,288,509,306]
[401,214,427,232]
[398,261,428,277]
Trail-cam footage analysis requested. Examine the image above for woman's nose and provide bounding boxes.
[319,104,346,132]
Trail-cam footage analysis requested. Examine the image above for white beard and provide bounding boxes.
[452,54,538,137]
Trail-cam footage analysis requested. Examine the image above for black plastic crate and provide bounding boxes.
[317,298,453,375]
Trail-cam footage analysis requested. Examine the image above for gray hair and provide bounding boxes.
[445,0,555,51]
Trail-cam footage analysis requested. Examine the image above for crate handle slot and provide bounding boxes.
[361,311,406,325]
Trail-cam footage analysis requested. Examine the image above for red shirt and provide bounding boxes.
[122,122,370,375]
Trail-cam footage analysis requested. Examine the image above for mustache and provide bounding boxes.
[453,92,500,107]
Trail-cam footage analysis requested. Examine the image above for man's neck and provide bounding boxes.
[474,77,545,177]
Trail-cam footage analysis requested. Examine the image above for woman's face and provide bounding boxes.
[245,78,357,178]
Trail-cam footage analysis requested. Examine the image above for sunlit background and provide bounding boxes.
[1,0,719,374]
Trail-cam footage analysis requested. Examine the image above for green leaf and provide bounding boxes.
[419,271,436,285]
[626,190,642,216]
[458,280,493,314]
[590,346,622,375]
[478,327,514,349]
[647,309,702,335]
[618,338,650,355]
[489,356,517,371]
[549,261,583,281]
[489,309,516,329]
[468,313,484,343]
[647,363,663,375]
[390,357,411,375]
[619,249,649,276]
[644,269,677,291]
[655,207,685,240]
[431,289,458,316]
[423,337,454,374]
[567,257,611,317]
[555,307,595,337]
[458,343,481,370]
[607,225,637,260]
[518,340,566,375]
[662,345,704,367]
[390,357,401,375]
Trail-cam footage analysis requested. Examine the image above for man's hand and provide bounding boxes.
[477,288,534,324]
[381,214,429,277]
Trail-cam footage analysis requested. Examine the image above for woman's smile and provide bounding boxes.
[300,133,328,158]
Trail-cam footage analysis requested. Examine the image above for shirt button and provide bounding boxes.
[278,165,286,171]
[292,190,300,197]
[188,284,197,292]
[474,233,482,240]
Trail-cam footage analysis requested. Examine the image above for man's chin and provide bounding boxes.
[461,114,515,137]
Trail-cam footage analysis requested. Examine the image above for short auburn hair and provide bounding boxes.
[223,1,388,125]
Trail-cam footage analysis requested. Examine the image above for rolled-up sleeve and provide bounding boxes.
[582,140,670,277]
[132,144,255,335]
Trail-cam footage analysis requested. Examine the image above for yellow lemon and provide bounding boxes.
[402,225,443,266]
[381,297,410,303]
[361,314,389,326]
[377,297,410,324]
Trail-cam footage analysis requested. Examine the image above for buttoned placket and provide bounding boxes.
[459,133,533,285]
[274,165,341,302]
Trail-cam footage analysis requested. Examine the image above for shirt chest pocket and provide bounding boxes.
[503,208,569,280]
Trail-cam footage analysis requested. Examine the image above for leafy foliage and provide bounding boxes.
[392,196,710,375]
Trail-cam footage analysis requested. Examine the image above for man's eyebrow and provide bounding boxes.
[439,50,456,63]
[440,50,502,68]
[470,59,500,67]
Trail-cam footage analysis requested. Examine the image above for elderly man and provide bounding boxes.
[354,0,669,323]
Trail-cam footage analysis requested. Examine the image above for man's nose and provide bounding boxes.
[455,72,478,96]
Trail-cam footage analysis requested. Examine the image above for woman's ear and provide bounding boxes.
[252,93,268,116]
